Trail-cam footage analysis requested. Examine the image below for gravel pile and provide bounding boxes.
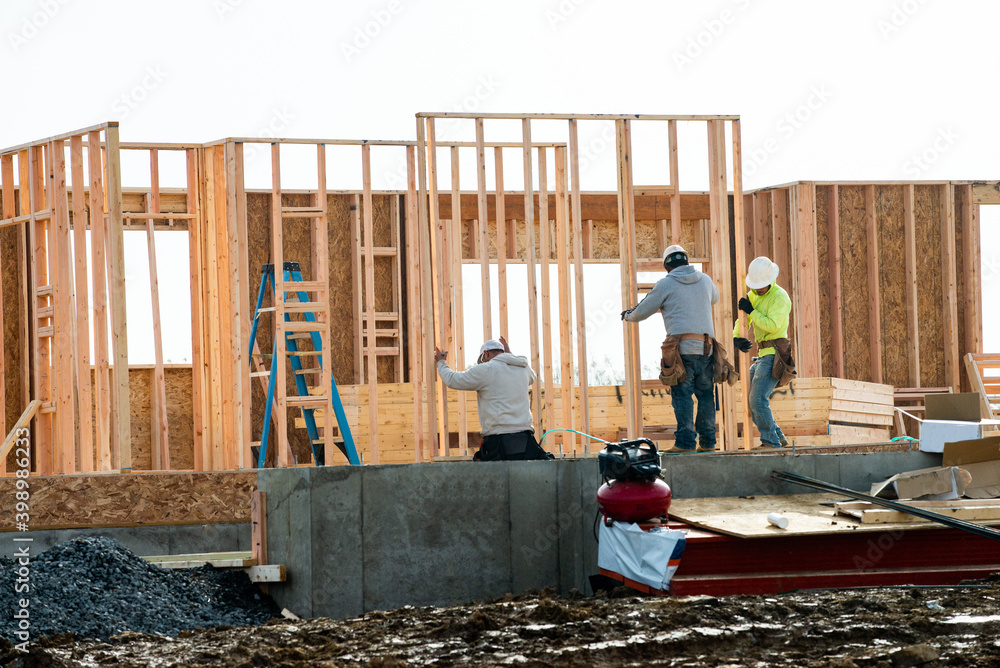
[0,536,279,641]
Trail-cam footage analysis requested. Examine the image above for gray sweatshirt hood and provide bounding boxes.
[493,353,529,368]
[666,265,701,284]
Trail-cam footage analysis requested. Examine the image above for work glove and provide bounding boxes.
[621,308,634,321]
[738,297,754,315]
[733,337,752,354]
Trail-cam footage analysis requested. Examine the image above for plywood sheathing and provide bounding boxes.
[0,196,24,468]
[815,189,833,378]
[877,186,909,390]
[0,470,256,531]
[915,185,944,388]
[838,186,872,382]
[120,368,195,471]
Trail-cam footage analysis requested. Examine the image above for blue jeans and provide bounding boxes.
[750,354,786,447]
[671,354,716,451]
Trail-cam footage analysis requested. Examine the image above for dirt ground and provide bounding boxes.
[4,581,1000,667]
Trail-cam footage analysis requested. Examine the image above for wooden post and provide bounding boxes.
[69,136,94,471]
[361,144,380,464]
[827,185,844,378]
[730,121,751,451]
[568,120,590,454]
[90,134,112,470]
[538,148,556,441]
[941,183,960,391]
[449,147,468,455]
[960,184,982,360]
[50,139,75,473]
[26,147,52,474]
[753,191,769,258]
[554,146,575,451]
[474,118,492,340]
[522,120,542,438]
[668,120,681,244]
[902,183,921,387]
[213,146,234,470]
[425,121,449,455]
[147,149,170,469]
[0,155,11,458]
[234,143,252,469]
[791,182,822,379]
[494,148,508,337]
[104,124,131,471]
[615,120,641,440]
[415,118,439,459]
[864,184,883,384]
[251,490,268,591]
[270,143,290,467]
[185,148,206,471]
[405,146,425,461]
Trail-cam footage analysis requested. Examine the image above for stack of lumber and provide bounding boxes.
[736,377,893,447]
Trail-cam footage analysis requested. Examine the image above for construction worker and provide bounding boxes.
[434,337,552,461]
[733,256,793,450]
[621,245,720,453]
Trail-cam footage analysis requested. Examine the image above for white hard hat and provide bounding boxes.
[479,339,504,356]
[746,256,779,290]
[662,244,688,266]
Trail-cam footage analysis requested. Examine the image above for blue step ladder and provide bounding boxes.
[249,262,360,467]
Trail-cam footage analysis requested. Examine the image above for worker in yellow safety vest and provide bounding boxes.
[732,257,795,450]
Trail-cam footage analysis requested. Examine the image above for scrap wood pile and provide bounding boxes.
[0,537,278,642]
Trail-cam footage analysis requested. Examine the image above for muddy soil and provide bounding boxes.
[4,581,1000,667]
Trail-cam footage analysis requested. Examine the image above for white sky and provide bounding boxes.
[2,0,998,368]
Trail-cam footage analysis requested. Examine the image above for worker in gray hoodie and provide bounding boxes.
[621,245,720,453]
[435,336,552,461]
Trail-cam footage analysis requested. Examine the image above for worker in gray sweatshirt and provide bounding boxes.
[435,336,552,461]
[621,245,720,453]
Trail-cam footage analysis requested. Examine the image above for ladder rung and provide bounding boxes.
[283,321,326,333]
[286,350,322,356]
[251,441,261,447]
[39,402,56,414]
[37,306,53,318]
[362,328,400,338]
[256,307,276,314]
[360,246,399,257]
[311,439,344,445]
[285,302,328,314]
[286,334,313,340]
[250,371,270,378]
[38,326,54,337]
[294,368,323,375]
[37,285,53,296]
[287,395,328,407]
[281,207,326,217]
[373,311,399,320]
[32,209,52,220]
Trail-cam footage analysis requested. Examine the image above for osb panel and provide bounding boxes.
[327,194,356,385]
[838,186,872,382]
[635,221,660,258]
[877,186,908,390]
[815,187,832,377]
[915,185,944,388]
[0,470,256,531]
[591,221,620,259]
[166,368,195,470]
[129,369,152,470]
[1,220,24,469]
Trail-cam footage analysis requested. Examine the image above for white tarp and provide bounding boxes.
[597,521,687,591]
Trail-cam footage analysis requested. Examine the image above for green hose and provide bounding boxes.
[539,428,612,445]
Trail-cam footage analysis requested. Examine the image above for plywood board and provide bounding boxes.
[667,493,971,538]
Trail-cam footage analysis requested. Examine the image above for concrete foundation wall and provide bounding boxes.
[259,449,939,620]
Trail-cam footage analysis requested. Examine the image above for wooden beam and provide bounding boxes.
[522,119,542,438]
[960,185,982,362]
[555,146,575,451]
[450,147,468,455]
[25,147,52,474]
[538,148,555,440]
[864,184,882,384]
[668,120,681,245]
[104,126,131,471]
[213,146,234,470]
[753,191,769,258]
[770,188,791,287]
[616,120,641,440]
[941,183,960,391]
[439,192,711,224]
[70,136,94,471]
[731,120,751,451]
[415,118,439,459]
[185,148,206,472]
[827,185,844,378]
[147,149,170,470]
[902,184,920,388]
[706,121,734,450]
[234,143,252,469]
[251,491,268,565]
[474,119,492,340]
[50,139,75,473]
[351,194,363,384]
[405,146,425,461]
[0,400,40,463]
[568,120,590,453]
[426,120,448,456]
[494,148,508,336]
[270,143,290,468]
[362,144,380,464]
[791,182,822,379]
[90,134,112,470]
[0,155,11,462]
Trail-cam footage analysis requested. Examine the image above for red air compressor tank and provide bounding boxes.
[597,478,672,523]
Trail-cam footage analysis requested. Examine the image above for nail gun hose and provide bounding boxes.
[539,428,612,446]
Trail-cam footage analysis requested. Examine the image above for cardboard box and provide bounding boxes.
[870,466,969,501]
[942,436,1000,499]
[925,392,989,423]
[919,419,983,453]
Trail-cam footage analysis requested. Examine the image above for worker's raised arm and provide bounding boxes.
[436,355,492,391]
[623,279,667,322]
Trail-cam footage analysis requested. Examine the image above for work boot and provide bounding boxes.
[696,445,717,453]
[663,446,697,454]
[752,443,782,452]
[779,436,788,447]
